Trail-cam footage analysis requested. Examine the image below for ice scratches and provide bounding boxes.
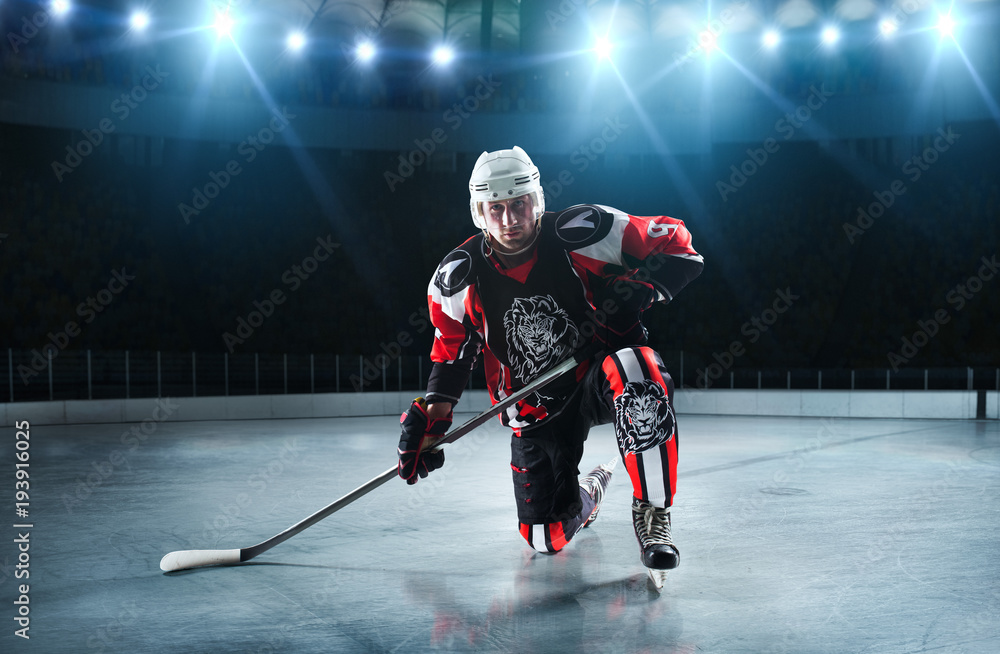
[108,528,187,569]
[682,424,943,478]
[257,582,377,651]
[901,636,1000,653]
[895,554,969,603]
[758,486,810,495]
[969,446,1000,467]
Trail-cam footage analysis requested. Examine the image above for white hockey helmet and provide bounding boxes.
[468,146,545,229]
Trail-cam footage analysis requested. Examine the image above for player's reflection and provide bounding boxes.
[402,537,688,652]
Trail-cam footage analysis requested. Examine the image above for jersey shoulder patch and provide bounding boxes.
[433,237,480,297]
[549,204,615,249]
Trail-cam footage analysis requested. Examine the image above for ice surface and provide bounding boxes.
[2,413,998,653]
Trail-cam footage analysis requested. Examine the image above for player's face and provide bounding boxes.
[482,194,537,254]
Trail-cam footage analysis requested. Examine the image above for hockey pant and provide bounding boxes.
[513,346,678,553]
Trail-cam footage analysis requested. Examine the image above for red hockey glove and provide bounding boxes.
[397,398,452,485]
[593,277,656,350]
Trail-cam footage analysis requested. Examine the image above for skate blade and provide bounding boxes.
[647,568,669,592]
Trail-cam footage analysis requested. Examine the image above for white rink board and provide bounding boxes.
[1,389,992,426]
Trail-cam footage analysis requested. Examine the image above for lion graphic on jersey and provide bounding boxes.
[614,380,674,453]
[504,295,580,382]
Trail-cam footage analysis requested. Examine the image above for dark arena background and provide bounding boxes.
[1,1,999,653]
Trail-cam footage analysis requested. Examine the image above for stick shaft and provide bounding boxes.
[238,347,593,563]
[240,467,397,561]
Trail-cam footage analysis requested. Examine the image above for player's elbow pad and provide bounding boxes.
[651,257,704,302]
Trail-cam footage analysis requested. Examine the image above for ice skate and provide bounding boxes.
[580,458,617,528]
[632,498,679,590]
[647,568,669,591]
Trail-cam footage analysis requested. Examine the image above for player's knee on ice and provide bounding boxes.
[516,486,596,553]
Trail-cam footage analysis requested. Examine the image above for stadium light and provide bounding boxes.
[936,13,956,38]
[213,11,235,38]
[763,30,780,49]
[51,1,71,16]
[594,36,613,60]
[130,11,150,31]
[821,26,840,46]
[879,19,898,37]
[357,41,376,62]
[287,31,306,51]
[432,45,454,65]
[698,30,719,54]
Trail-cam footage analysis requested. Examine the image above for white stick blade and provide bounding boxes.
[160,549,241,572]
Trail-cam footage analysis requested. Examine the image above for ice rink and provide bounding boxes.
[2,412,998,653]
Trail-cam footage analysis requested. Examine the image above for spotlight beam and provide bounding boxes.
[606,65,709,224]
[954,45,1000,125]
[904,48,943,134]
[716,48,898,216]
[228,44,395,313]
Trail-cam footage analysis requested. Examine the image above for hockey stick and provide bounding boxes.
[160,345,597,572]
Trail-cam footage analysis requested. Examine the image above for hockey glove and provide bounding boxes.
[397,398,452,485]
[593,277,657,350]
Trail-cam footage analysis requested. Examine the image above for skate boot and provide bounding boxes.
[632,498,679,589]
[632,498,679,568]
[580,458,617,528]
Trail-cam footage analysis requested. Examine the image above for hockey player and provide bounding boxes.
[397,146,704,585]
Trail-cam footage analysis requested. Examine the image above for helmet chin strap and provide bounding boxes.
[483,219,540,258]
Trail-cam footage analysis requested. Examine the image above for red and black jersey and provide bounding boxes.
[425,204,703,430]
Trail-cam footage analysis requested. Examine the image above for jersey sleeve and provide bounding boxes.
[562,204,705,304]
[424,246,485,406]
[618,206,704,303]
